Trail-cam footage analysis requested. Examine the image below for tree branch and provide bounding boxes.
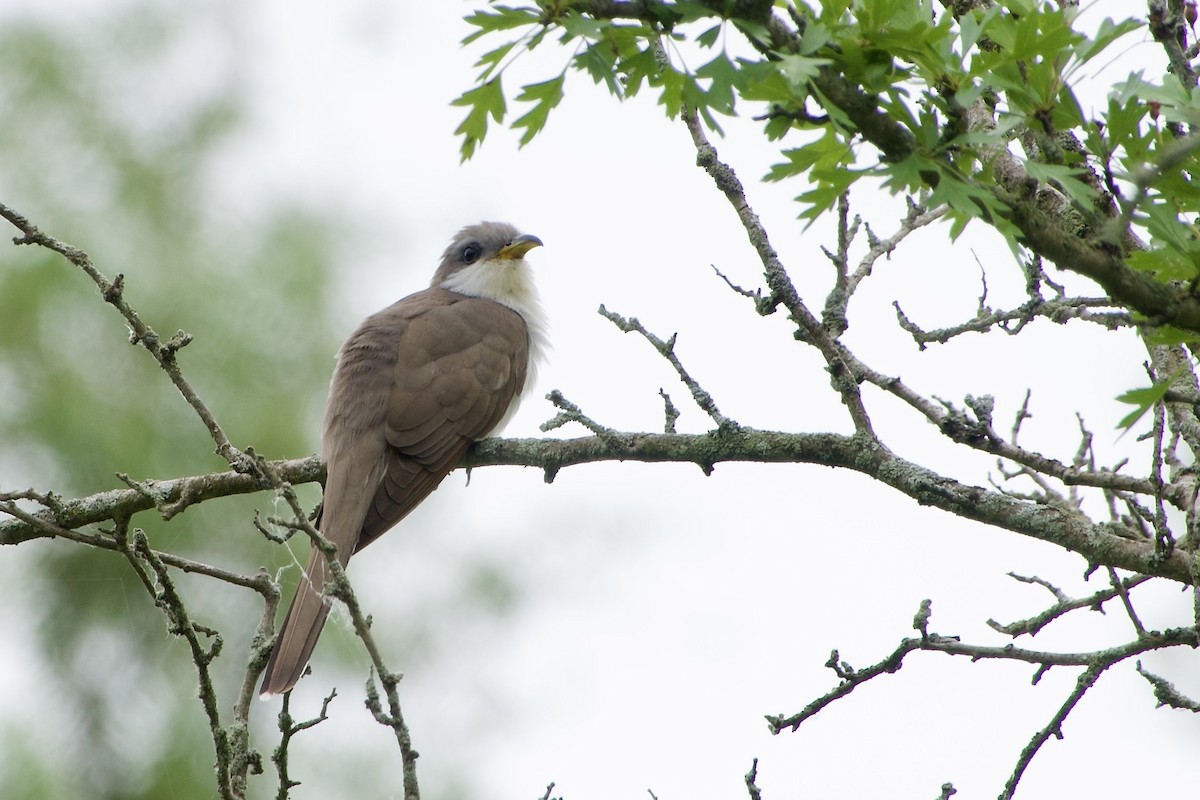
[0,456,323,545]
[6,430,1195,585]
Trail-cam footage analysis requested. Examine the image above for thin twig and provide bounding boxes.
[273,689,337,800]
[659,389,681,434]
[1136,661,1200,712]
[129,528,237,800]
[1106,567,1147,636]
[744,758,763,800]
[0,201,257,474]
[541,389,620,440]
[259,466,421,800]
[598,304,740,433]
[679,107,878,437]
[894,296,1130,349]
[1000,665,1107,800]
[846,200,946,296]
[987,573,1153,637]
[768,623,1196,734]
[0,498,278,593]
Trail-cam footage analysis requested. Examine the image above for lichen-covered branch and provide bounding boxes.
[272,689,337,799]
[129,528,242,799]
[6,428,1195,585]
[0,456,323,545]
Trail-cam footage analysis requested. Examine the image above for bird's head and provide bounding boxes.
[432,222,543,299]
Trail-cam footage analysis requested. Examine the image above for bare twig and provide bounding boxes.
[128,528,239,799]
[771,602,1195,799]
[1008,572,1070,604]
[258,468,420,800]
[0,200,422,797]
[819,191,858,337]
[1001,665,1107,800]
[0,497,279,593]
[679,107,878,438]
[711,263,772,313]
[988,573,1153,638]
[1136,661,1200,712]
[894,296,1130,349]
[768,622,1196,734]
[272,689,337,800]
[658,388,681,434]
[846,199,946,297]
[598,304,740,433]
[541,389,620,440]
[744,758,763,800]
[1106,567,1147,636]
[0,201,258,474]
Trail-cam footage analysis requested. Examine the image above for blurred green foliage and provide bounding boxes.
[0,4,339,798]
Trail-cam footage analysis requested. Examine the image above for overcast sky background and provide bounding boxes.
[3,1,1198,798]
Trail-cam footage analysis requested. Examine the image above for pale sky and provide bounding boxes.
[2,1,1197,798]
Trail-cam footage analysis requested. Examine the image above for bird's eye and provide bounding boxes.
[461,243,482,264]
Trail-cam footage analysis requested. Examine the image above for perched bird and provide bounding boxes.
[259,222,546,697]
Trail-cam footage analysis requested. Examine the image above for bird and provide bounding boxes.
[259,221,547,697]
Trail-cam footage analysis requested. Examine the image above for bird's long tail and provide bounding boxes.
[259,546,335,697]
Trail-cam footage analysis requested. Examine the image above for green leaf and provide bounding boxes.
[763,113,792,140]
[577,42,620,94]
[738,58,797,105]
[798,19,833,55]
[764,129,852,183]
[658,64,685,117]
[512,75,565,146]
[1116,367,1186,431]
[959,5,1001,55]
[733,19,773,49]
[881,151,943,194]
[1143,325,1200,347]
[777,53,830,95]
[796,164,863,223]
[462,5,540,45]
[558,12,607,40]
[451,77,506,161]
[619,46,658,98]
[1139,200,1200,256]
[1072,17,1141,66]
[473,39,517,82]
[857,0,934,34]
[925,167,999,220]
[695,52,737,115]
[1125,247,1200,282]
[816,0,852,23]
[1022,161,1096,207]
[696,24,722,49]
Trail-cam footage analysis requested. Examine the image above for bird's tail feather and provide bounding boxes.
[259,547,334,697]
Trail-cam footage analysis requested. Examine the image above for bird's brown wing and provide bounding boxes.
[260,289,528,696]
[356,292,530,549]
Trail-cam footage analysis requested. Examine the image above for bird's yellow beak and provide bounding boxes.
[497,233,543,259]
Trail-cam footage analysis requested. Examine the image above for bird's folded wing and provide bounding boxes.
[354,292,529,551]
